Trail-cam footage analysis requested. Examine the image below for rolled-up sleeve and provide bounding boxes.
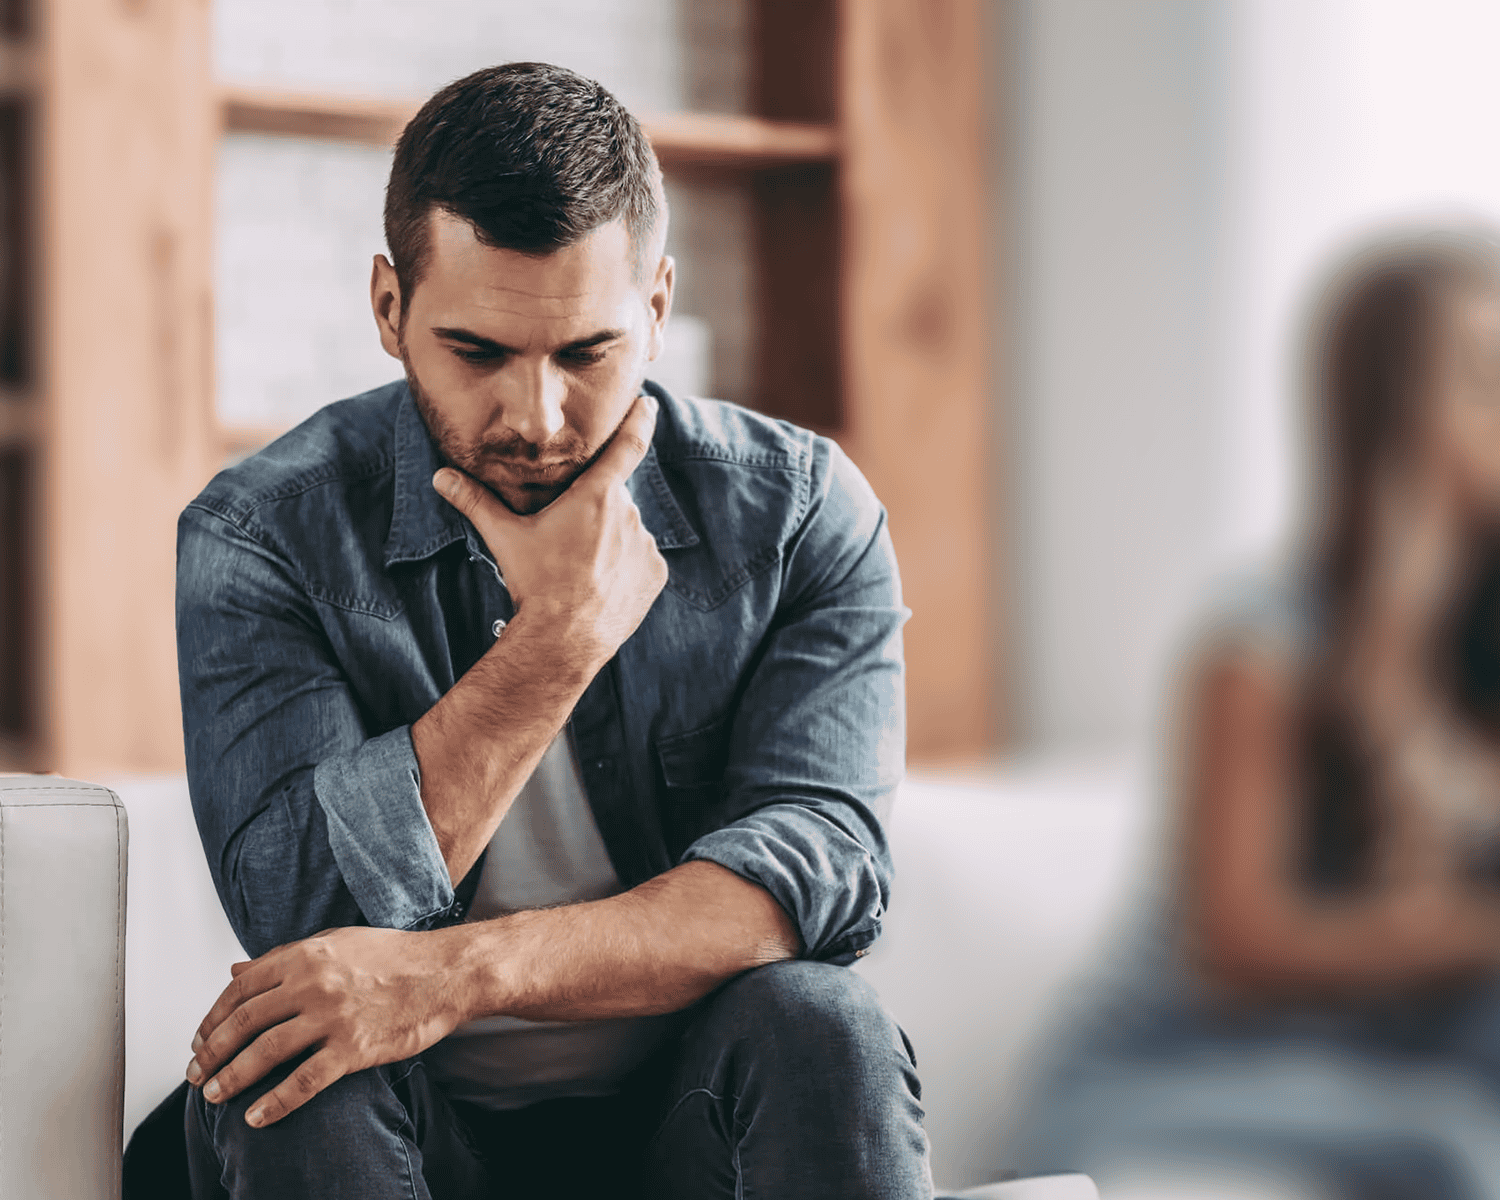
[680,440,908,964]
[313,727,454,932]
[177,503,456,957]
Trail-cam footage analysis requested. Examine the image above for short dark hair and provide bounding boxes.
[384,62,661,310]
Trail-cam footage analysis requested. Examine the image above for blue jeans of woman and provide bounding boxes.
[185,960,932,1199]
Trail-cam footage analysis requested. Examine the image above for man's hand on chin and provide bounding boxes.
[185,926,469,1128]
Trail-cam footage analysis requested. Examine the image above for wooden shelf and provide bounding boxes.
[0,389,34,447]
[220,87,413,147]
[0,39,32,97]
[218,85,839,168]
[640,112,837,168]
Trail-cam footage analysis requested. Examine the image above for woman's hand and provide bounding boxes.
[185,926,471,1127]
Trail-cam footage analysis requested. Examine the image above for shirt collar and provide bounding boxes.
[384,385,699,568]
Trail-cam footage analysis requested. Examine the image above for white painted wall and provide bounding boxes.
[1006,0,1500,752]
[1220,0,1500,560]
[1007,0,1230,752]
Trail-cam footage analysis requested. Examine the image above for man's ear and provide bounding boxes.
[645,254,674,363]
[370,254,404,360]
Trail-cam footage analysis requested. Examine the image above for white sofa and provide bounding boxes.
[7,765,1137,1197]
[0,776,128,1200]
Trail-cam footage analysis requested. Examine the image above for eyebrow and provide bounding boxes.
[431,327,627,355]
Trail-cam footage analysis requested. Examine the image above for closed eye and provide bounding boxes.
[451,346,504,364]
[558,347,608,367]
[444,342,510,366]
[432,325,624,366]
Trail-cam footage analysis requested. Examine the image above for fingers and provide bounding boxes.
[432,465,515,533]
[195,956,282,1051]
[196,1014,320,1110]
[578,392,658,492]
[242,1047,347,1128]
[188,984,297,1083]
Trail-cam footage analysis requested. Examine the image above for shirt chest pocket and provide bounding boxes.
[654,715,731,859]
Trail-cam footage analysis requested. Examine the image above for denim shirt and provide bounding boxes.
[176,379,907,965]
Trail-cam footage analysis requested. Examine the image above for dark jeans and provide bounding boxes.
[184,961,933,1199]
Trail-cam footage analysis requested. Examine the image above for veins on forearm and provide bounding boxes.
[456,862,801,1024]
[413,621,588,881]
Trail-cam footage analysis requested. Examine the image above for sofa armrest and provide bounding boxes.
[0,776,127,1200]
[942,1176,1099,1199]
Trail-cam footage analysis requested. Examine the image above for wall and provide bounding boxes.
[1005,0,1500,754]
[1006,0,1230,752]
[1220,0,1500,560]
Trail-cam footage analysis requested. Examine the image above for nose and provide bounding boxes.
[501,357,567,444]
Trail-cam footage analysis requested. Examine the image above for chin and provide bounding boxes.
[495,483,566,516]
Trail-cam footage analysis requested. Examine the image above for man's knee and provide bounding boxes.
[655,960,930,1196]
[701,959,918,1089]
[188,1058,416,1191]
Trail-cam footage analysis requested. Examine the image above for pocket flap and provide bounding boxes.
[654,716,731,788]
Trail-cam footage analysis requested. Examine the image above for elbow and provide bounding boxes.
[1184,884,1288,992]
[221,862,302,959]
[213,825,280,957]
[223,870,363,959]
[1190,919,1273,992]
[1187,891,1331,997]
[219,817,361,957]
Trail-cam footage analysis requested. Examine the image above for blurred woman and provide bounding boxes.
[1007,231,1500,1199]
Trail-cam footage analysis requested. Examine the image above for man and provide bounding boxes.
[176,61,928,1199]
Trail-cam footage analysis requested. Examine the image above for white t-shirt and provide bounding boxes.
[421,727,682,1110]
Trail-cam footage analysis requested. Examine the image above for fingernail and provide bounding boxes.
[246,1107,265,1128]
[432,469,454,495]
[191,1032,204,1052]
[186,1059,203,1084]
[204,1079,221,1102]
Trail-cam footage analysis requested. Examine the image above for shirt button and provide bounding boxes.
[492,618,507,637]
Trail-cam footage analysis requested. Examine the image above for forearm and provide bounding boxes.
[1197,885,1500,996]
[444,859,802,1022]
[1184,651,1500,999]
[412,609,601,883]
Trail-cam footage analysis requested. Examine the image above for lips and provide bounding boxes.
[491,460,574,481]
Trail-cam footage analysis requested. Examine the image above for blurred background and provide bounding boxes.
[10,0,1500,1193]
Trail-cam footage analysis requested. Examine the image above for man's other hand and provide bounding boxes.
[432,392,668,671]
[185,926,467,1128]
